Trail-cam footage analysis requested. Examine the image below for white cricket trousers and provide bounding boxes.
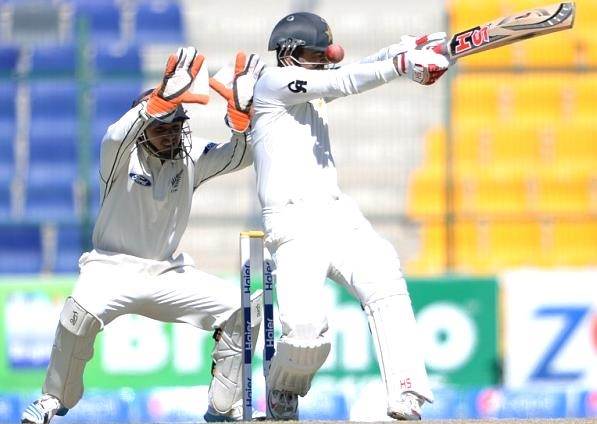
[263,194,433,402]
[72,249,239,329]
[263,195,407,336]
[42,249,239,409]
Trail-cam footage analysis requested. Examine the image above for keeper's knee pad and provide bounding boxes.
[208,290,263,414]
[43,297,102,409]
[267,336,331,396]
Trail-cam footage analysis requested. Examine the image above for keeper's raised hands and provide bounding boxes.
[145,46,210,120]
[209,52,265,133]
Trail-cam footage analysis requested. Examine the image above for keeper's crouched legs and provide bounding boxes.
[205,290,263,421]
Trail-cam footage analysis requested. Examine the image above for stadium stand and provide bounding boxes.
[93,44,142,77]
[54,224,82,273]
[30,43,77,77]
[4,1,62,44]
[405,0,597,274]
[24,182,77,222]
[0,82,16,185]
[72,0,122,46]
[0,45,19,75]
[134,1,184,44]
[28,130,78,186]
[0,225,42,273]
[0,186,10,219]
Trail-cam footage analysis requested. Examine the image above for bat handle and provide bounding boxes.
[433,43,447,56]
[433,42,455,61]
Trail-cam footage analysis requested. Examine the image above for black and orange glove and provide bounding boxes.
[146,46,210,120]
[209,52,265,133]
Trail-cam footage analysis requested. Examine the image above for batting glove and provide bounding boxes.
[209,52,265,133]
[394,44,451,85]
[146,46,210,120]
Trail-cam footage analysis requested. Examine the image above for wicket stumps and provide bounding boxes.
[240,231,275,421]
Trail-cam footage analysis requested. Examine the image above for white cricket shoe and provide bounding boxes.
[204,402,266,422]
[204,404,242,422]
[388,392,425,421]
[21,394,68,424]
[267,389,298,420]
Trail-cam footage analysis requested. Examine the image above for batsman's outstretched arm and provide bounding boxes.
[255,59,400,107]
[357,33,448,64]
[256,48,450,108]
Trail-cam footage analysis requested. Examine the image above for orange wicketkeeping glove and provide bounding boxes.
[146,46,210,120]
[209,52,265,133]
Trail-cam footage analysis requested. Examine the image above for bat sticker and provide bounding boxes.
[451,26,491,55]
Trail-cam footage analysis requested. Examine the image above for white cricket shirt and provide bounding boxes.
[92,103,251,260]
[251,58,399,212]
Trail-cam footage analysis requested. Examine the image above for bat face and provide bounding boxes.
[446,2,575,60]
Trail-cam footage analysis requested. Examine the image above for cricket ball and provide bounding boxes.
[325,44,345,63]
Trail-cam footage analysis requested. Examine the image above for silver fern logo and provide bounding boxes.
[170,170,183,192]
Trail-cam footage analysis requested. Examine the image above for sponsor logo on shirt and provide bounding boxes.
[129,173,152,187]
[170,170,183,193]
[203,142,217,154]
[288,80,307,93]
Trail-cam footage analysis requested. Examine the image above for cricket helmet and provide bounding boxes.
[268,12,333,52]
[268,12,335,67]
[132,89,192,160]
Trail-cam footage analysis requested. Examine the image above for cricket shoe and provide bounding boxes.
[21,394,68,424]
[388,392,424,421]
[267,389,298,420]
[204,402,266,422]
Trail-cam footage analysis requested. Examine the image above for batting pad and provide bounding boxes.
[365,294,434,406]
[267,336,331,396]
[208,290,263,415]
[43,297,103,409]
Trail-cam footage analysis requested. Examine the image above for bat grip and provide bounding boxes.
[433,43,447,56]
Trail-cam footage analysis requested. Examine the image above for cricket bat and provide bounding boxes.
[437,2,576,60]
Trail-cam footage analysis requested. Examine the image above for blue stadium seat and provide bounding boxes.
[91,119,111,166]
[0,185,10,219]
[28,130,78,186]
[135,1,184,44]
[29,80,78,120]
[54,224,84,273]
[0,83,16,185]
[0,82,16,115]
[93,80,142,121]
[24,182,77,222]
[29,81,78,152]
[30,44,77,77]
[0,225,42,274]
[28,81,78,187]
[0,139,14,185]
[87,177,102,220]
[74,1,121,45]
[0,45,19,75]
[94,45,142,77]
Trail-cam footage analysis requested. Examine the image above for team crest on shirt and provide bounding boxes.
[129,173,152,186]
[288,80,307,93]
[170,170,183,193]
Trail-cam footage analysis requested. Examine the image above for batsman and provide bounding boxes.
[247,12,453,420]
[20,47,266,424]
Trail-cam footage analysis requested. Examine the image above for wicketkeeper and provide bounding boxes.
[246,12,452,420]
[21,47,266,424]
